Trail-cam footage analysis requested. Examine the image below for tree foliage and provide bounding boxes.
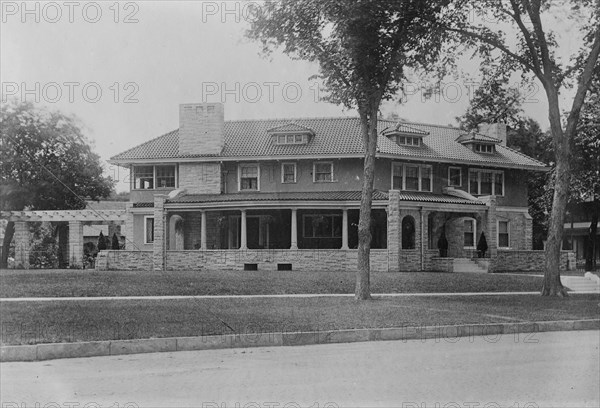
[441,0,600,296]
[1,99,114,267]
[247,0,451,299]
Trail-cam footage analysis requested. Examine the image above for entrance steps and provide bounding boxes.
[453,258,488,273]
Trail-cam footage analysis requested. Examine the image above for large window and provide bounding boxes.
[133,165,176,190]
[303,214,342,238]
[498,220,510,248]
[144,216,154,244]
[475,143,495,153]
[282,163,297,183]
[464,219,476,248]
[468,169,504,196]
[391,163,433,192]
[239,164,259,191]
[448,167,462,187]
[392,135,421,146]
[401,216,416,249]
[314,162,334,182]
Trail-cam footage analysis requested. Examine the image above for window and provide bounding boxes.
[144,216,154,244]
[498,220,509,248]
[314,162,334,182]
[392,135,421,146]
[401,216,416,249]
[282,163,297,183]
[391,163,433,192]
[468,169,504,196]
[475,144,495,153]
[464,219,476,248]
[448,167,462,187]
[239,164,259,191]
[133,165,177,190]
[274,133,309,145]
[155,166,176,188]
[303,214,342,238]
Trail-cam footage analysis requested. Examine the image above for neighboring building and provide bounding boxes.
[98,102,574,272]
[564,201,599,268]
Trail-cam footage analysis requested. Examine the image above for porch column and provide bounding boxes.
[200,211,207,250]
[14,221,30,269]
[68,221,84,268]
[290,209,298,249]
[341,209,349,249]
[240,209,247,250]
[124,202,135,250]
[153,194,167,271]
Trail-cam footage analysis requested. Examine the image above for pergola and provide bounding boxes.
[1,210,126,268]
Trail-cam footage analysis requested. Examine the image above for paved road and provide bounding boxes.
[1,331,598,408]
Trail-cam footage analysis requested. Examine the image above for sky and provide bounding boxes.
[0,1,581,192]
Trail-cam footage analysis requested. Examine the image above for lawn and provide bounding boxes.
[0,269,547,298]
[1,294,598,345]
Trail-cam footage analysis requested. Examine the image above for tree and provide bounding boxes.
[97,231,107,251]
[442,0,600,296]
[111,233,120,250]
[1,99,114,267]
[247,0,450,299]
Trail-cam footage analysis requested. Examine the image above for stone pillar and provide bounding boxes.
[153,195,167,271]
[124,202,135,250]
[290,209,298,250]
[480,196,497,271]
[387,190,401,271]
[240,209,247,250]
[524,213,533,250]
[14,221,30,269]
[68,221,84,268]
[341,209,349,249]
[201,211,208,250]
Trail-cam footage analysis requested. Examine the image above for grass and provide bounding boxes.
[1,294,598,345]
[0,269,548,298]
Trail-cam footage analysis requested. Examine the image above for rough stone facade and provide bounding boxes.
[96,250,154,271]
[494,250,575,272]
[152,195,167,271]
[178,103,224,156]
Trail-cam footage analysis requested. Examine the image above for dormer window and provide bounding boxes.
[382,123,429,148]
[268,123,315,146]
[394,136,421,146]
[474,143,495,153]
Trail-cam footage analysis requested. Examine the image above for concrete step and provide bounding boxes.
[561,276,600,292]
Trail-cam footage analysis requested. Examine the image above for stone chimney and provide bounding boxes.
[178,103,224,156]
[478,123,507,146]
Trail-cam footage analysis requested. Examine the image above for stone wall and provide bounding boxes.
[494,250,576,272]
[165,249,391,272]
[178,163,222,194]
[96,250,154,271]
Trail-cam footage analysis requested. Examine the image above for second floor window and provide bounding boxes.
[314,162,333,182]
[133,165,176,190]
[239,164,259,191]
[469,169,504,196]
[391,163,432,192]
[282,163,296,183]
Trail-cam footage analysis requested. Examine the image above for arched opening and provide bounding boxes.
[169,215,184,250]
[402,215,416,249]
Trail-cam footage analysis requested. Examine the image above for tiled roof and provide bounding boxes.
[133,202,154,208]
[111,117,547,170]
[267,123,315,134]
[396,192,486,206]
[456,131,501,144]
[382,123,429,136]
[167,190,390,204]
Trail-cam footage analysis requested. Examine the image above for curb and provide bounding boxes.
[2,319,599,363]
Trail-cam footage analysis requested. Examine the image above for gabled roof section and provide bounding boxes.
[266,123,315,135]
[382,123,430,137]
[456,131,502,145]
[110,117,547,171]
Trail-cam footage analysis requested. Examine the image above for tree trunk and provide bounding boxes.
[356,105,379,301]
[542,86,569,297]
[1,221,15,268]
[585,208,598,272]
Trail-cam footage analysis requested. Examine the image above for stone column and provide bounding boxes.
[240,209,247,250]
[387,190,401,272]
[201,211,207,250]
[524,213,533,250]
[14,221,30,269]
[290,209,298,250]
[68,221,84,268]
[124,202,135,250]
[153,195,167,271]
[341,209,349,249]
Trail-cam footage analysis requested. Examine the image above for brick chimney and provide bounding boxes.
[178,103,224,156]
[478,123,507,146]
